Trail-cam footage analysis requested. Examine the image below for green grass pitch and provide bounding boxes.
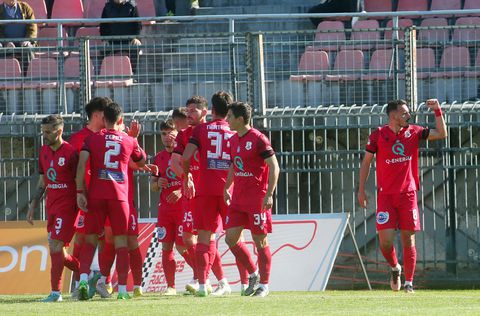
[1,291,480,315]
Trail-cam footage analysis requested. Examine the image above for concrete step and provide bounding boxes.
[199,0,318,7]
[196,5,312,15]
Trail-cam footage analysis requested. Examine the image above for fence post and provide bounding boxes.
[404,26,418,111]
[446,149,458,275]
[246,33,267,123]
[229,18,238,99]
[79,38,92,117]
[56,23,66,114]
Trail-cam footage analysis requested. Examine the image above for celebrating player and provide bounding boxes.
[27,115,80,302]
[224,102,280,297]
[76,102,146,300]
[358,99,447,293]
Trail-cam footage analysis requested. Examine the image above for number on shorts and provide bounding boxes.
[253,213,266,226]
[183,211,193,223]
[55,218,63,230]
[104,141,121,169]
[177,225,183,237]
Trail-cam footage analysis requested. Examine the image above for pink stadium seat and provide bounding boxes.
[430,0,462,17]
[95,55,133,87]
[364,0,392,19]
[64,56,94,88]
[430,46,471,78]
[0,58,22,89]
[361,49,394,80]
[84,0,105,19]
[24,58,58,89]
[27,0,48,20]
[341,19,380,50]
[325,50,364,81]
[464,0,480,10]
[290,51,330,81]
[465,50,480,77]
[379,18,413,48]
[307,21,345,52]
[136,0,156,25]
[418,18,450,46]
[51,0,84,20]
[75,27,103,48]
[396,0,428,18]
[416,48,436,79]
[452,17,480,45]
[36,27,69,57]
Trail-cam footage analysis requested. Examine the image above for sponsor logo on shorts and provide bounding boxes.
[157,226,167,240]
[376,211,389,225]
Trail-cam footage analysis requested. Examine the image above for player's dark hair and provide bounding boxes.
[172,107,187,120]
[228,101,252,125]
[103,102,123,125]
[160,119,175,131]
[85,97,112,120]
[386,99,407,116]
[41,114,64,129]
[211,90,233,118]
[185,96,208,110]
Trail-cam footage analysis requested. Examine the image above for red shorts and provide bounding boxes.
[157,208,184,245]
[376,191,421,231]
[181,198,197,235]
[128,202,139,236]
[226,204,272,235]
[193,195,227,233]
[47,204,78,245]
[74,210,86,234]
[85,198,130,236]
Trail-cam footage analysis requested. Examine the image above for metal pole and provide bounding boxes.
[446,151,457,274]
[347,220,372,290]
[229,18,237,98]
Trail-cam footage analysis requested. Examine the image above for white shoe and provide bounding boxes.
[211,281,232,296]
[390,265,402,292]
[163,287,177,296]
[185,279,199,295]
[205,279,213,294]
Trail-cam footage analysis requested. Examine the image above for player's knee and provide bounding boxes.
[49,239,64,253]
[253,235,268,249]
[127,237,139,250]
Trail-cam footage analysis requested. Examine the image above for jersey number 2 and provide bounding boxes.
[104,141,121,169]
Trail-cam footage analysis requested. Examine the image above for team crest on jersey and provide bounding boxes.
[58,157,65,166]
[376,211,389,225]
[245,141,252,150]
[157,226,167,240]
[404,130,411,139]
[77,215,85,228]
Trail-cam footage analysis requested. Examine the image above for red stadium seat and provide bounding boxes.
[51,0,84,19]
[430,0,462,17]
[84,0,105,19]
[341,19,380,50]
[465,50,480,77]
[27,0,48,20]
[24,58,58,88]
[0,58,22,113]
[325,50,364,81]
[464,0,480,10]
[95,55,133,87]
[74,27,104,54]
[430,46,471,78]
[379,19,413,48]
[290,51,330,81]
[64,56,94,88]
[418,18,450,46]
[364,0,392,20]
[307,21,345,52]
[361,49,394,80]
[36,27,69,57]
[416,48,436,79]
[396,0,428,18]
[452,17,480,45]
[136,0,156,25]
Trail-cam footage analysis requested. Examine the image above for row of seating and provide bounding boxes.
[291,46,480,81]
[309,17,480,51]
[28,0,157,20]
[365,0,480,18]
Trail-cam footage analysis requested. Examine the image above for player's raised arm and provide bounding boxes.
[76,150,90,212]
[425,99,448,141]
[358,151,374,208]
[27,176,46,225]
[262,155,280,210]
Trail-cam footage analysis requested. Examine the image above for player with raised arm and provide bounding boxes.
[76,102,146,300]
[358,99,447,293]
[27,115,80,302]
[182,91,237,297]
[224,102,280,297]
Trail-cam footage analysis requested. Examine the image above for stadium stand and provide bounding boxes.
[23,57,58,113]
[364,0,393,20]
[307,20,345,52]
[51,0,84,22]
[418,18,450,47]
[36,27,69,57]
[28,0,48,20]
[84,0,105,19]
[430,0,462,17]
[64,56,94,112]
[452,17,480,45]
[290,50,329,81]
[341,19,380,50]
[0,58,22,114]
[396,0,429,18]
[379,18,413,48]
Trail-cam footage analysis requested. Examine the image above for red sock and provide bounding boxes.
[380,245,399,268]
[403,246,417,282]
[257,246,272,284]
[79,243,96,275]
[236,257,249,285]
[100,241,116,279]
[195,243,210,284]
[180,247,196,276]
[115,247,129,286]
[210,241,224,280]
[129,247,143,286]
[72,242,82,281]
[230,242,256,274]
[162,250,176,288]
[187,245,198,280]
[64,254,79,273]
[50,251,64,291]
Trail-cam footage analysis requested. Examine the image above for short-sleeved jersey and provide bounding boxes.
[39,141,78,210]
[189,119,235,196]
[173,126,200,182]
[83,129,144,201]
[69,127,94,186]
[153,150,183,211]
[366,124,429,194]
[229,128,275,207]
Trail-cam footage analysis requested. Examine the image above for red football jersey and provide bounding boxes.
[173,126,200,182]
[229,128,275,208]
[69,127,94,186]
[83,129,144,201]
[366,124,429,194]
[39,141,78,210]
[190,119,235,196]
[153,150,183,211]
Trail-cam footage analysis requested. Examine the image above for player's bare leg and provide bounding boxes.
[42,239,66,302]
[128,236,144,297]
[379,229,402,291]
[251,234,271,297]
[162,241,177,295]
[226,227,258,296]
[400,230,416,293]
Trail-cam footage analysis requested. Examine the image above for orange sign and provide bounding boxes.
[0,221,71,295]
